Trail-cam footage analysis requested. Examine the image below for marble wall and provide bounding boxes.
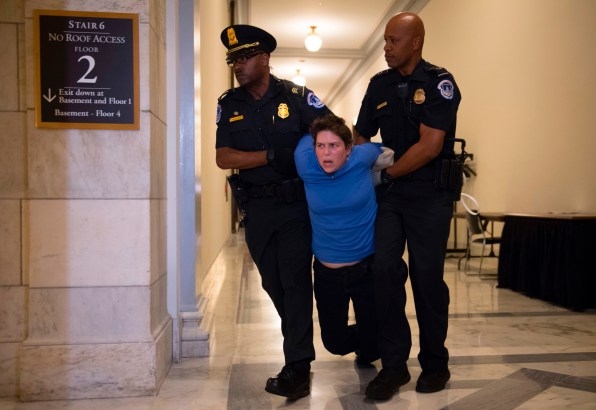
[0,0,172,400]
[0,0,28,399]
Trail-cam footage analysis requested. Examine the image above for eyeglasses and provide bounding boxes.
[226,52,263,67]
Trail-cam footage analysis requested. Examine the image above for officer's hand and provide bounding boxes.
[372,147,395,172]
[267,148,298,176]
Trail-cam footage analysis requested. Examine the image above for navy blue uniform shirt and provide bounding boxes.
[355,59,461,162]
[216,75,331,186]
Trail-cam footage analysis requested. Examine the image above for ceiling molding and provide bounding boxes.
[326,0,431,106]
[232,0,431,107]
[274,48,367,60]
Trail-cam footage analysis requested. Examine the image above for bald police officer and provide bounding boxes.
[215,24,333,400]
[355,13,462,400]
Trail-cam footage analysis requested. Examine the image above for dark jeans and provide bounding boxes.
[374,180,453,372]
[313,256,379,362]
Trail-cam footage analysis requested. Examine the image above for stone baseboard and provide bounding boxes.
[19,319,172,401]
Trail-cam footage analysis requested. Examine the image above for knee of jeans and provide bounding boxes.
[323,342,352,356]
[321,335,353,356]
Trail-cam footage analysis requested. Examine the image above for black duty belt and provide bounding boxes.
[396,164,436,182]
[246,184,281,198]
[245,178,305,202]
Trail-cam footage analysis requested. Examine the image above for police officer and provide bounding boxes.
[215,24,332,400]
[354,13,462,400]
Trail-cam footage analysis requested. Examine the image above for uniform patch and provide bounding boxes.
[437,80,455,100]
[278,103,289,119]
[307,92,325,109]
[216,104,222,124]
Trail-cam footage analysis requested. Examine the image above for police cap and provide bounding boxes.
[220,24,277,63]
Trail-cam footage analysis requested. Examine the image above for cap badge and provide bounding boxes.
[277,103,289,119]
[413,88,425,104]
[227,28,238,46]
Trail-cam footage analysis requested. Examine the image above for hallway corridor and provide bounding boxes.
[2,232,595,409]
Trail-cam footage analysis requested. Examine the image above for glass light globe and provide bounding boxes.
[304,26,322,52]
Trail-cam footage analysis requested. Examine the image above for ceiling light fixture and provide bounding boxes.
[304,26,322,52]
[292,69,306,86]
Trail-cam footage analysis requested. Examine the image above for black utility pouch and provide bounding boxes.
[436,158,463,189]
[226,174,248,214]
[435,138,468,200]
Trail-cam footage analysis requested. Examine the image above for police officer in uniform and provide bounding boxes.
[215,24,333,400]
[354,13,462,400]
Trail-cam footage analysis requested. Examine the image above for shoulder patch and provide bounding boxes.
[307,92,325,109]
[216,104,222,124]
[437,79,455,100]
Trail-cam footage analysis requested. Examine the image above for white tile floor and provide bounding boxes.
[2,232,595,409]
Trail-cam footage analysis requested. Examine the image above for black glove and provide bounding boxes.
[267,148,298,176]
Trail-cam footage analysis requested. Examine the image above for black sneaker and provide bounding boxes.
[265,362,311,400]
[415,369,450,393]
[365,368,411,400]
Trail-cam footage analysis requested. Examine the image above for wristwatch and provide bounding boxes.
[380,169,394,185]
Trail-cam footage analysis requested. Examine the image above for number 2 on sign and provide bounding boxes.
[77,55,97,83]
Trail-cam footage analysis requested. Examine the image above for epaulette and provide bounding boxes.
[424,62,451,78]
[370,68,393,81]
[218,88,235,102]
[277,78,306,98]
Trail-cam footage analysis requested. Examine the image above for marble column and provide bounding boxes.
[0,0,28,399]
[15,0,172,401]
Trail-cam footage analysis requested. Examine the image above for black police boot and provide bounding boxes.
[415,368,450,393]
[365,367,411,400]
[265,361,311,400]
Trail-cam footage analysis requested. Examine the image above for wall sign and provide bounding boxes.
[34,10,139,130]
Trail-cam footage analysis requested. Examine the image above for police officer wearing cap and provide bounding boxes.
[215,24,333,400]
[354,13,461,400]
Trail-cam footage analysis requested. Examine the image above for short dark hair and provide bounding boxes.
[310,114,353,147]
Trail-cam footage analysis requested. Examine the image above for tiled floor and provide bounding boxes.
[2,232,596,409]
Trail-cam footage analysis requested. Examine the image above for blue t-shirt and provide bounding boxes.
[295,134,382,263]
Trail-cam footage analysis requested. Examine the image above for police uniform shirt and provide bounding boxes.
[355,59,461,159]
[216,76,331,185]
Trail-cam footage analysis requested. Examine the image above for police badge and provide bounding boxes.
[278,103,289,119]
[413,88,426,104]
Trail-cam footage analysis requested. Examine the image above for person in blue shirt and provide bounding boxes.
[294,114,393,365]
